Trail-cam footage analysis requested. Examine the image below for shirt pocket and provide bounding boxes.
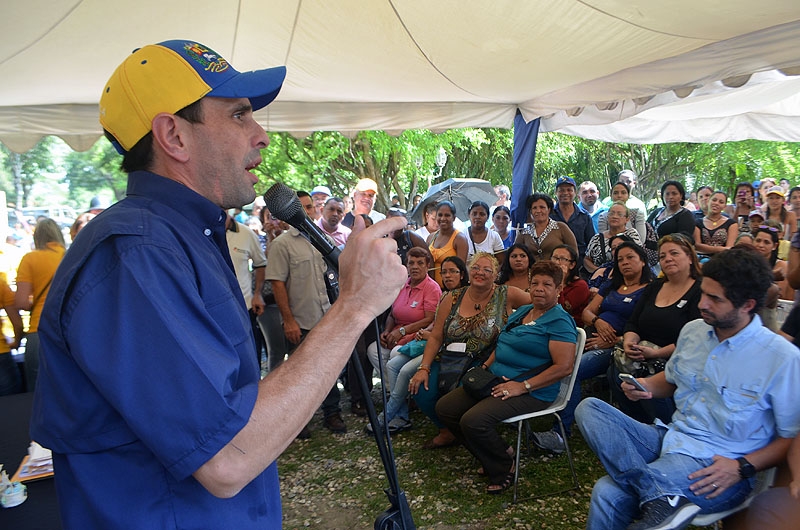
[720,382,765,439]
[289,256,313,280]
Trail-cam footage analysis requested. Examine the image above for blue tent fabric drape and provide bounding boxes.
[510,113,540,230]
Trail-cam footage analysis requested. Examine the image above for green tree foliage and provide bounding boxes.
[1,138,58,208]
[255,128,515,212]
[3,131,799,217]
[62,140,128,206]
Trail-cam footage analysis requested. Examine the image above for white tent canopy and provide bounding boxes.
[2,0,800,152]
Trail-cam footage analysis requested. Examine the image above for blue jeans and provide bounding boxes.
[576,398,752,530]
[383,354,421,423]
[554,346,612,436]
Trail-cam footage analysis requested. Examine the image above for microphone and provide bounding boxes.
[263,183,341,271]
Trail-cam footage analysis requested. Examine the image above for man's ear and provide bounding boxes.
[151,113,190,163]
[741,298,757,315]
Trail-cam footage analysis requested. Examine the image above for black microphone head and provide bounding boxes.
[263,183,305,226]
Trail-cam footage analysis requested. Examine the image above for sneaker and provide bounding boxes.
[364,415,385,435]
[323,413,347,434]
[387,417,412,433]
[530,430,566,454]
[627,495,701,530]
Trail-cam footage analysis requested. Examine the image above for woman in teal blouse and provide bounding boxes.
[435,260,578,494]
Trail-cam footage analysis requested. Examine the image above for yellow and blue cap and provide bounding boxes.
[100,40,286,153]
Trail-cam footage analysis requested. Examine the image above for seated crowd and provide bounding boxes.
[6,173,800,530]
[277,172,798,529]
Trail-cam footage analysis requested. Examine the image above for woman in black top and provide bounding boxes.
[610,233,702,424]
[649,180,696,240]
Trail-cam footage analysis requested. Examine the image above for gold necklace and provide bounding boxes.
[621,281,639,291]
[705,214,721,227]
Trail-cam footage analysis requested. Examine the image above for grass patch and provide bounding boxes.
[278,398,607,529]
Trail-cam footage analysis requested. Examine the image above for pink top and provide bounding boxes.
[391,274,442,345]
[315,217,351,247]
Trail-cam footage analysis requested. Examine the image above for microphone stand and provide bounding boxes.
[309,235,416,530]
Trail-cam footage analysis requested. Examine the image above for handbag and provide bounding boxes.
[396,338,427,359]
[435,288,475,394]
[461,359,555,401]
[461,366,503,400]
[437,342,474,394]
[612,340,666,378]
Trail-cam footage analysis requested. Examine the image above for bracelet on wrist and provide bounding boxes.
[591,315,599,325]
[417,366,431,373]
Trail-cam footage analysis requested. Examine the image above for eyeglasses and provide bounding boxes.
[551,256,574,263]
[469,266,495,275]
[758,225,780,233]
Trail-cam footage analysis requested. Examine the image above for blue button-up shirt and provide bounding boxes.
[551,201,595,260]
[31,171,278,529]
[661,316,800,460]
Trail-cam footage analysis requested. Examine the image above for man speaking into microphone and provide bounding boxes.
[30,40,407,529]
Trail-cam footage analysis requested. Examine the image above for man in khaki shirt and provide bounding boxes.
[265,192,346,436]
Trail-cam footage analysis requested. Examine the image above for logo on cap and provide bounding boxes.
[183,42,230,73]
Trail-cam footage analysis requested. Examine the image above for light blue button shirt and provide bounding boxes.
[579,202,607,232]
[661,315,800,460]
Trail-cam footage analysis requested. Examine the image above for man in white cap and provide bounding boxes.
[309,184,331,220]
[30,39,406,529]
[342,178,386,228]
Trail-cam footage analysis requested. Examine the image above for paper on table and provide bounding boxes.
[10,441,54,482]
[27,442,52,464]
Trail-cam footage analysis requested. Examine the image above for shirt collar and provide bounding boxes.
[126,171,227,230]
[706,313,764,348]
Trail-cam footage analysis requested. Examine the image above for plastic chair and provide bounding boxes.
[691,467,776,528]
[502,327,587,503]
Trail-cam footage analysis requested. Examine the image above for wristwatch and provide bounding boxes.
[523,380,532,391]
[737,457,756,479]
[399,327,406,337]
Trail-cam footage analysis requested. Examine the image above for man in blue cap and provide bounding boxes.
[31,40,407,529]
[550,175,595,268]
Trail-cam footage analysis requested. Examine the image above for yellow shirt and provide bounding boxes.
[0,279,15,354]
[16,242,65,333]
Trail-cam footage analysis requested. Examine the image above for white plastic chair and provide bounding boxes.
[502,327,587,503]
[691,467,776,528]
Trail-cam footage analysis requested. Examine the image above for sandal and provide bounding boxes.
[486,471,515,494]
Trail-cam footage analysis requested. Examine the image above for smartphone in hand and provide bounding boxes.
[619,373,648,392]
